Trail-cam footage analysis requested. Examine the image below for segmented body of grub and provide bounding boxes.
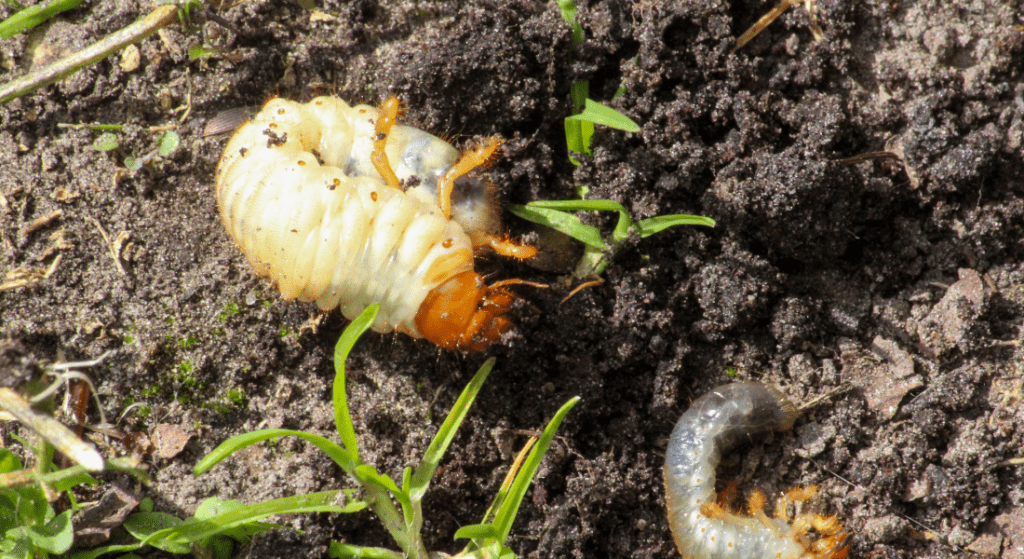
[215,96,537,350]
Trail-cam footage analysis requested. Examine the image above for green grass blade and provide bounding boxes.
[0,4,179,103]
[565,79,591,163]
[409,358,494,500]
[527,199,628,213]
[193,429,355,475]
[507,204,605,249]
[41,466,96,492]
[145,491,364,548]
[334,304,379,459]
[565,99,640,132]
[527,199,633,243]
[492,397,580,544]
[0,0,83,39]
[453,523,500,541]
[329,542,405,559]
[68,542,145,559]
[355,466,405,502]
[635,214,717,237]
[556,0,584,49]
[104,458,152,484]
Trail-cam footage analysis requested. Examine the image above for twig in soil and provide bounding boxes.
[0,254,62,291]
[834,151,900,165]
[991,457,1024,469]
[733,0,823,51]
[17,209,63,243]
[798,382,854,412]
[89,217,128,275]
[0,4,180,103]
[0,387,104,472]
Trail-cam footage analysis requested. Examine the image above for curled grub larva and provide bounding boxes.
[216,96,539,350]
[663,382,849,559]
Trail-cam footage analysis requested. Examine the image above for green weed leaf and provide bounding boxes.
[124,156,143,172]
[0,448,23,473]
[157,131,180,156]
[91,133,119,151]
[507,204,605,249]
[453,523,500,541]
[123,512,188,553]
[20,509,73,554]
[566,99,640,132]
[635,214,716,237]
[187,44,214,60]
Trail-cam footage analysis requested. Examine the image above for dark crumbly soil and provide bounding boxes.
[2,1,1023,558]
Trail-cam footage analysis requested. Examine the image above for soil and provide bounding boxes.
[2,1,1023,558]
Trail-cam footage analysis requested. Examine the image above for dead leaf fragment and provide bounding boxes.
[860,337,923,419]
[18,209,63,242]
[52,188,80,202]
[0,254,62,291]
[918,268,987,355]
[965,534,1003,557]
[152,423,192,459]
[310,10,336,22]
[90,218,129,275]
[119,44,141,73]
[121,431,154,458]
[73,485,141,546]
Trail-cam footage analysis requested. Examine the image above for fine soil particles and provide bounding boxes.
[1,1,1023,558]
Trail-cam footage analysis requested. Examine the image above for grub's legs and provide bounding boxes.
[372,97,403,190]
[483,234,538,259]
[438,138,499,219]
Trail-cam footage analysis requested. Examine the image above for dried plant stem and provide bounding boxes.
[0,4,178,104]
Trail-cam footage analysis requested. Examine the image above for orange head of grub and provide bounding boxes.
[415,271,527,351]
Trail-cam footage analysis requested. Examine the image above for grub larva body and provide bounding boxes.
[663,382,848,559]
[215,96,535,350]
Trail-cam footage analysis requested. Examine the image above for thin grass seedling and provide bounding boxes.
[194,304,578,559]
[0,0,221,104]
[509,199,716,277]
[557,0,640,165]
[0,0,84,39]
[0,3,180,103]
[70,493,360,559]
